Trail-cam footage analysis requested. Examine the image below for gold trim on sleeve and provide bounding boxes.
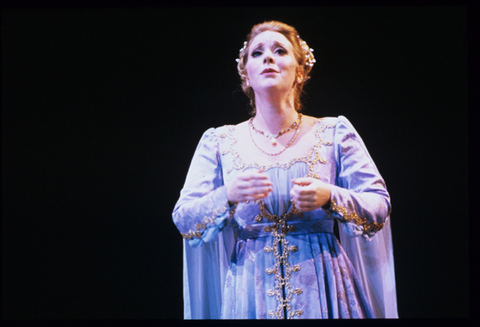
[329,199,384,233]
[181,205,231,240]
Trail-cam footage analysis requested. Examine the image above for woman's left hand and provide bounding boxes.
[290,177,331,212]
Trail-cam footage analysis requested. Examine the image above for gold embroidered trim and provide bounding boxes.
[329,199,384,233]
[258,200,304,319]
[220,119,335,176]
[181,205,231,240]
[289,245,298,253]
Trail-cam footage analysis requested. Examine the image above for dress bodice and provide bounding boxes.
[217,119,337,230]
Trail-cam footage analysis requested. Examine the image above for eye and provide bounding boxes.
[275,48,287,55]
[251,50,262,58]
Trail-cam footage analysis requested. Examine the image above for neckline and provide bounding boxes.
[221,118,334,173]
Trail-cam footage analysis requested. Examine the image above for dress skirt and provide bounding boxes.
[221,223,374,319]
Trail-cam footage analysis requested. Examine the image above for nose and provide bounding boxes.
[263,51,275,64]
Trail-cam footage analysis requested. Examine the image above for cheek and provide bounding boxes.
[245,61,258,77]
[282,58,298,75]
[284,64,297,79]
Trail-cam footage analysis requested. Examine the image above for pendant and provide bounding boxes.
[271,137,277,146]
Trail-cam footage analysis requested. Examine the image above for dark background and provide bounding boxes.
[2,6,469,319]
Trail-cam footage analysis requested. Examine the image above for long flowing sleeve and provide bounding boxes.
[173,127,235,319]
[325,116,398,318]
[173,127,234,248]
[324,116,391,240]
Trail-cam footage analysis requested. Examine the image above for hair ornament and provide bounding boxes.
[299,37,316,68]
[239,41,247,53]
[236,41,248,63]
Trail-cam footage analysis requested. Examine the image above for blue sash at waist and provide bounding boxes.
[237,219,334,240]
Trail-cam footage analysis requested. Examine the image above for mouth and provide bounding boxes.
[261,68,279,74]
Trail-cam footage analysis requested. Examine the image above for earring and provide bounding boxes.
[246,79,250,87]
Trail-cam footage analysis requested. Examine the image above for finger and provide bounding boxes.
[291,188,313,199]
[245,192,270,201]
[292,177,313,186]
[297,188,316,196]
[291,184,314,197]
[295,202,314,212]
[290,187,300,199]
[297,194,315,202]
[294,202,306,212]
[237,180,255,189]
[239,173,270,182]
[250,179,273,188]
[248,174,272,181]
[254,192,270,200]
[257,186,273,193]
[244,185,272,196]
[298,206,314,212]
[240,180,273,192]
[238,177,271,187]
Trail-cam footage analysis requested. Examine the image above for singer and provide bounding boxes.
[172,21,397,319]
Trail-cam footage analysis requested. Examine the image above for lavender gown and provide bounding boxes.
[172,116,397,319]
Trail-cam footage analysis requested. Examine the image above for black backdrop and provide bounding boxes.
[2,6,469,319]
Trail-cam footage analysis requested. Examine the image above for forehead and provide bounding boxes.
[250,30,293,49]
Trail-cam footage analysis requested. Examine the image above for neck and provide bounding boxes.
[252,91,298,134]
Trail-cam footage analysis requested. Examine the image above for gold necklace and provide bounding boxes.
[250,114,302,146]
[248,114,303,156]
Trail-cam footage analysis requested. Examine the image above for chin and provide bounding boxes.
[258,82,291,93]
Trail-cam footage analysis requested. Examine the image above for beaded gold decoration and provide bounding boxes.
[181,204,231,240]
[220,119,335,174]
[249,113,302,146]
[329,199,384,233]
[258,200,304,319]
[248,114,303,156]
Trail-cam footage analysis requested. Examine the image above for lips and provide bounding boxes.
[261,68,279,74]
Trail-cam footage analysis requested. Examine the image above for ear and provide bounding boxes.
[295,66,304,85]
[242,74,250,87]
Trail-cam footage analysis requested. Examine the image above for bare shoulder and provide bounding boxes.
[233,120,250,133]
[235,120,249,128]
[303,115,338,126]
[301,115,331,131]
[301,114,320,127]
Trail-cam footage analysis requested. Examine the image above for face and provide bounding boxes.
[245,31,299,95]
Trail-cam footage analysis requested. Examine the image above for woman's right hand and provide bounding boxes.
[226,170,273,204]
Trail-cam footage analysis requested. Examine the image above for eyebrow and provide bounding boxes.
[251,41,288,52]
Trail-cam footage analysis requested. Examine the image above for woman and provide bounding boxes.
[172,21,397,319]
